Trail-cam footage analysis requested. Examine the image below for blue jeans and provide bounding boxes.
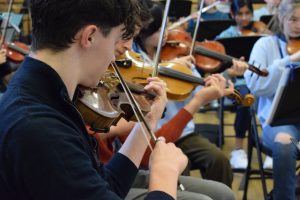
[263,124,300,200]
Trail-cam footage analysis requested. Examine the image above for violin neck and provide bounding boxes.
[193,45,234,64]
[159,66,205,85]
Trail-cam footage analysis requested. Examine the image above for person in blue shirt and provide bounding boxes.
[245,0,300,198]
[185,0,231,36]
[253,0,280,21]
[216,0,269,39]
[0,0,190,199]
[216,0,273,170]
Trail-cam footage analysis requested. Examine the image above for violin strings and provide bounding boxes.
[110,62,155,151]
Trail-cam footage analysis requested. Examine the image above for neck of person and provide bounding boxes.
[29,49,80,99]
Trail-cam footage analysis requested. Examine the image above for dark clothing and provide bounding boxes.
[0,57,173,200]
[0,62,12,92]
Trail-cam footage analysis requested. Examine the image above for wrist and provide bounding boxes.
[149,163,179,199]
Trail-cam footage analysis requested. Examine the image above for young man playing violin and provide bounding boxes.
[0,1,189,200]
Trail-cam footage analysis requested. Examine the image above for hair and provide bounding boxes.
[134,0,164,53]
[230,0,253,16]
[29,0,142,52]
[272,0,300,36]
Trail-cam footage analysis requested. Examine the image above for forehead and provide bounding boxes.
[291,6,300,18]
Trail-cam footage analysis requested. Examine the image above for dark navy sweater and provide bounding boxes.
[0,57,173,200]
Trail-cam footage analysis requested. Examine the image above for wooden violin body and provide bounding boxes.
[4,41,29,62]
[160,29,226,73]
[240,21,270,36]
[117,50,204,101]
[76,69,155,132]
[286,39,300,55]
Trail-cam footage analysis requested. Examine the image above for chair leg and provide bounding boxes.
[218,98,224,148]
[242,125,254,200]
[252,119,269,200]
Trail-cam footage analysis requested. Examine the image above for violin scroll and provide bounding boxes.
[227,89,255,107]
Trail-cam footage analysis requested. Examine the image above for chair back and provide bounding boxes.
[196,20,236,41]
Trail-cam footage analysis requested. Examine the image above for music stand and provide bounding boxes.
[266,67,300,126]
[159,0,192,21]
[196,20,236,41]
[216,35,261,61]
[260,15,273,25]
[0,12,23,42]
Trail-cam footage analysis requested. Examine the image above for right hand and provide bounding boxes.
[149,139,188,177]
[0,48,7,64]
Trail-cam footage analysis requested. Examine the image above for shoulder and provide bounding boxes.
[253,35,278,50]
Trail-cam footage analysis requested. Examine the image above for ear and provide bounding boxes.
[80,25,98,48]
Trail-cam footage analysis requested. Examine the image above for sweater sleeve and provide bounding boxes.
[140,108,193,168]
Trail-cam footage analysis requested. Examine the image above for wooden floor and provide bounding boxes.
[192,110,273,200]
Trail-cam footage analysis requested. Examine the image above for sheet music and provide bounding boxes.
[266,67,291,125]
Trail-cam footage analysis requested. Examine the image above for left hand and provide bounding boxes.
[227,57,248,77]
[143,77,168,125]
[172,55,195,69]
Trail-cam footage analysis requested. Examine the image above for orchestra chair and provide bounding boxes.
[214,36,261,151]
[242,105,300,200]
[242,105,273,200]
[196,20,235,41]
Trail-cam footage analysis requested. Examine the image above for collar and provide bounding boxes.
[9,56,72,104]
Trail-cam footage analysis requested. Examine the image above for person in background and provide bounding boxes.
[253,0,281,21]
[0,0,189,199]
[216,0,273,170]
[0,47,12,98]
[186,0,230,35]
[245,0,300,198]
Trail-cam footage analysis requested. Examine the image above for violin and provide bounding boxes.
[160,29,268,76]
[193,45,269,76]
[116,50,253,105]
[3,40,29,63]
[286,39,300,55]
[160,29,226,73]
[240,21,270,36]
[76,70,156,133]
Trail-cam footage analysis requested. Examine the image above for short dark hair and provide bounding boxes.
[30,0,142,51]
[134,0,164,53]
[230,0,253,16]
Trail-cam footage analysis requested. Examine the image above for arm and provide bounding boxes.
[141,74,234,167]
[245,36,290,97]
[118,77,168,167]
